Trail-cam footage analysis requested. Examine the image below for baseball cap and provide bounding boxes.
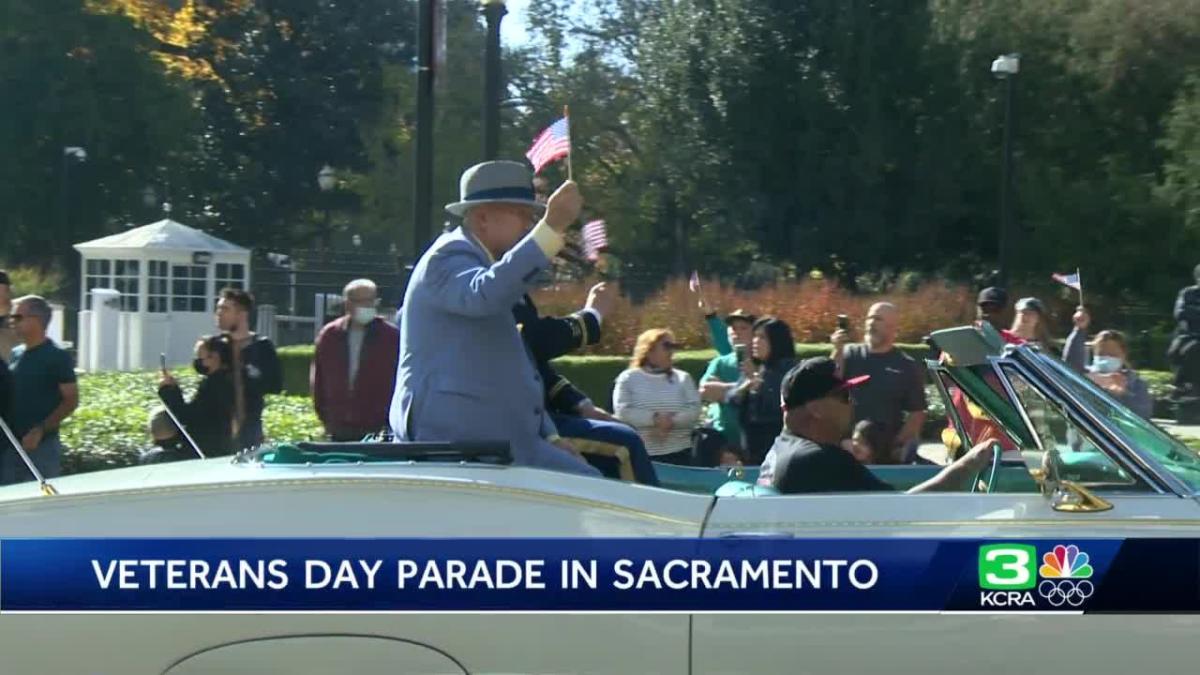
[977,287,1008,307]
[782,357,870,409]
[724,308,757,325]
[1014,296,1045,314]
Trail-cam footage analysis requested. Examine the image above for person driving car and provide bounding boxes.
[760,357,995,494]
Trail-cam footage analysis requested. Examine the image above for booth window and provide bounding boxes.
[113,260,139,311]
[171,264,208,312]
[148,260,169,313]
[215,263,245,291]
[84,259,111,309]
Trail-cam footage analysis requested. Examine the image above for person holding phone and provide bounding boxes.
[158,335,237,457]
[729,317,797,463]
[831,302,927,463]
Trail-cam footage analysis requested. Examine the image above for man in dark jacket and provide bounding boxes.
[312,279,400,441]
[215,287,283,449]
[516,284,659,485]
[1169,264,1200,422]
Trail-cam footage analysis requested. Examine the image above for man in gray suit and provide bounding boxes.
[389,161,600,476]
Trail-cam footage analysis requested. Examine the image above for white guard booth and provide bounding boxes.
[73,219,252,372]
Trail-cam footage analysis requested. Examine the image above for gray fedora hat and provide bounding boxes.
[445,160,545,217]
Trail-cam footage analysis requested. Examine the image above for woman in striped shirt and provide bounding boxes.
[613,329,702,465]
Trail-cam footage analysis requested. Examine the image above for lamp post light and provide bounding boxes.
[317,164,336,254]
[481,0,507,160]
[991,53,1020,287]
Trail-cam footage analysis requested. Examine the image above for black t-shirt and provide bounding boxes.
[769,432,894,494]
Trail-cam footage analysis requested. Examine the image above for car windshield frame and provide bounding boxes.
[1014,347,1200,496]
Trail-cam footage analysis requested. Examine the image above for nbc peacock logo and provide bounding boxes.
[1037,544,1094,607]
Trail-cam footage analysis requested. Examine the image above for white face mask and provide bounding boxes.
[351,306,377,325]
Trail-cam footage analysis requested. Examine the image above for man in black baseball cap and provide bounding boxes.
[760,357,994,494]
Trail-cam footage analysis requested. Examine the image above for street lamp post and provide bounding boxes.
[317,164,336,254]
[481,0,508,160]
[991,53,1020,287]
[413,0,437,260]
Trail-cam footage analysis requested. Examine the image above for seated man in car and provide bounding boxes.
[760,357,995,493]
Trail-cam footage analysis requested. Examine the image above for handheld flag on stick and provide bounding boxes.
[689,271,701,293]
[526,115,571,176]
[582,219,608,261]
[564,105,573,181]
[1052,269,1084,306]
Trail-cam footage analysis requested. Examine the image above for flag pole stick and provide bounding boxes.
[564,104,573,181]
[1077,267,1084,307]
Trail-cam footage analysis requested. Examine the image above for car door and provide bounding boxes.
[692,357,1200,674]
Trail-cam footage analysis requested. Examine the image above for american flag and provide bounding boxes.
[526,117,570,174]
[1052,271,1082,291]
[581,219,608,261]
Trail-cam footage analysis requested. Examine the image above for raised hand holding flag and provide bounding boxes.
[1052,268,1084,305]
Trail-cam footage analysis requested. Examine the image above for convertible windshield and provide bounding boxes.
[1034,353,1200,492]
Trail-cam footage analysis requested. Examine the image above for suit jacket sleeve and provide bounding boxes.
[524,311,601,362]
[426,232,553,318]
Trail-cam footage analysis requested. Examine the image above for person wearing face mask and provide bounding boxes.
[312,278,400,441]
[158,335,236,457]
[1075,329,1153,419]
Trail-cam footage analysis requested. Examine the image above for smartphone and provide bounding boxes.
[837,314,849,331]
[735,344,748,363]
[159,353,168,373]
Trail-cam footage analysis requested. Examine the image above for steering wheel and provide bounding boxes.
[971,442,1002,494]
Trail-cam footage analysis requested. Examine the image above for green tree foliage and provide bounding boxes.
[0,0,199,265]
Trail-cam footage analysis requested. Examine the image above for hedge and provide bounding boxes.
[278,343,934,408]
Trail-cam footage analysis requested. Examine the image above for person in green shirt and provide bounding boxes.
[698,306,756,463]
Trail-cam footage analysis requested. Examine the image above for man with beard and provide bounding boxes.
[215,288,282,450]
[831,302,927,463]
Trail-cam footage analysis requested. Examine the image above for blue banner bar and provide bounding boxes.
[0,537,1191,612]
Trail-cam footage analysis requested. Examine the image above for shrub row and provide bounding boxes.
[278,343,934,406]
[55,359,1179,477]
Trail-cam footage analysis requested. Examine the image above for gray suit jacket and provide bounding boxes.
[388,225,599,476]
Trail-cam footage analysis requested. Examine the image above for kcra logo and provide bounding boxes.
[978,543,1095,608]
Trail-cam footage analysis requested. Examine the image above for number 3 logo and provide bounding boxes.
[979,544,1037,590]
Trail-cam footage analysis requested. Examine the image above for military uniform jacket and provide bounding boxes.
[513,294,601,415]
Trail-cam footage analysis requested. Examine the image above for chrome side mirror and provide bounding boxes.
[1050,481,1113,513]
[1039,448,1112,512]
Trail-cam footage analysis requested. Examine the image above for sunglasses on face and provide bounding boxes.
[8,314,23,323]
[659,341,680,352]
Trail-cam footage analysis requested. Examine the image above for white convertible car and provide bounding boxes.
[0,325,1198,674]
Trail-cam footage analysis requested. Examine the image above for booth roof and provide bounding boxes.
[73,219,249,254]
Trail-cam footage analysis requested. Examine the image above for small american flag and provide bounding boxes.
[581,219,608,261]
[689,271,701,293]
[1052,271,1082,291]
[526,117,571,175]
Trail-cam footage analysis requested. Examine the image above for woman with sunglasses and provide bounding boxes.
[613,329,702,465]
